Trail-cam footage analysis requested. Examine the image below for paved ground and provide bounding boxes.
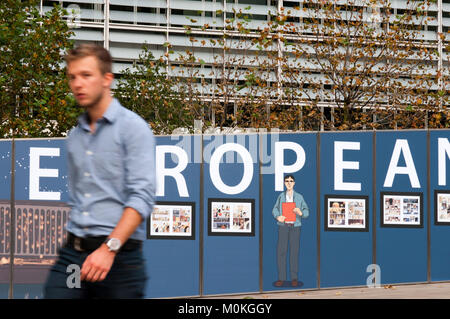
[198,282,450,299]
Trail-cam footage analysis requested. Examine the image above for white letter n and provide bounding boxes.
[438,138,450,186]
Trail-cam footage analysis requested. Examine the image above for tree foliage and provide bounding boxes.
[9,1,440,135]
[0,0,80,138]
[114,45,198,135]
[151,1,448,132]
[276,0,444,130]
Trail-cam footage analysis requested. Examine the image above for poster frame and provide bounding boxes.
[207,198,255,237]
[434,190,450,226]
[147,201,196,240]
[380,192,424,228]
[324,194,369,232]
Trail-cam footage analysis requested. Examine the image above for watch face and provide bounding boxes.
[107,238,121,251]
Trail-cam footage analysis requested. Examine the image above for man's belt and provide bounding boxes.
[67,233,142,252]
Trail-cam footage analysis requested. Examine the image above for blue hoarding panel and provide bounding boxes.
[320,132,373,288]
[202,134,259,295]
[262,132,318,291]
[430,130,450,281]
[13,138,69,298]
[0,129,448,297]
[0,140,12,298]
[0,140,12,199]
[144,135,201,298]
[376,131,428,284]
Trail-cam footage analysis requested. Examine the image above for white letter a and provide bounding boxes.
[384,139,420,188]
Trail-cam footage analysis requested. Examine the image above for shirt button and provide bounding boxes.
[86,150,93,155]
[82,211,89,216]
[84,193,91,198]
[84,172,91,177]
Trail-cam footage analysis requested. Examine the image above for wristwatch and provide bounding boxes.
[105,237,122,252]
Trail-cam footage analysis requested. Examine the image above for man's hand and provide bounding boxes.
[294,208,303,216]
[277,215,286,223]
[79,207,142,283]
[81,244,116,282]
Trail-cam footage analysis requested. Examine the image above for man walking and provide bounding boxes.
[44,44,156,298]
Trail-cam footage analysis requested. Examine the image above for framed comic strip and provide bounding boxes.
[324,195,369,232]
[380,192,423,228]
[147,201,195,240]
[208,198,255,236]
[435,190,450,226]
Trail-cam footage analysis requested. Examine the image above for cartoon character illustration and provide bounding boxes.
[272,174,309,287]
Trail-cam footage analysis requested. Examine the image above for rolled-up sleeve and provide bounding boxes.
[297,194,309,219]
[272,194,282,220]
[123,117,156,220]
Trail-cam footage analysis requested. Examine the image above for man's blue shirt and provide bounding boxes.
[66,98,156,241]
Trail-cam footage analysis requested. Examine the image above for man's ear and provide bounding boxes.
[103,72,114,88]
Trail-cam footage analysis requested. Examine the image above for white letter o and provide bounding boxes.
[210,143,253,195]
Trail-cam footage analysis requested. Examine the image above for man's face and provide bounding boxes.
[284,178,295,191]
[67,55,112,109]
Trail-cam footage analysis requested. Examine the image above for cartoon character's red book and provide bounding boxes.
[282,202,296,222]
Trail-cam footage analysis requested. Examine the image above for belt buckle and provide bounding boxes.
[74,237,83,252]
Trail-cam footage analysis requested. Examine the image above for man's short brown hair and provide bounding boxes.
[65,43,112,74]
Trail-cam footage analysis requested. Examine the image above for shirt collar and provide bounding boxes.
[285,190,296,198]
[77,98,121,131]
[102,98,121,124]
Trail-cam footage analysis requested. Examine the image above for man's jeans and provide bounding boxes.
[44,245,147,299]
[277,224,301,281]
